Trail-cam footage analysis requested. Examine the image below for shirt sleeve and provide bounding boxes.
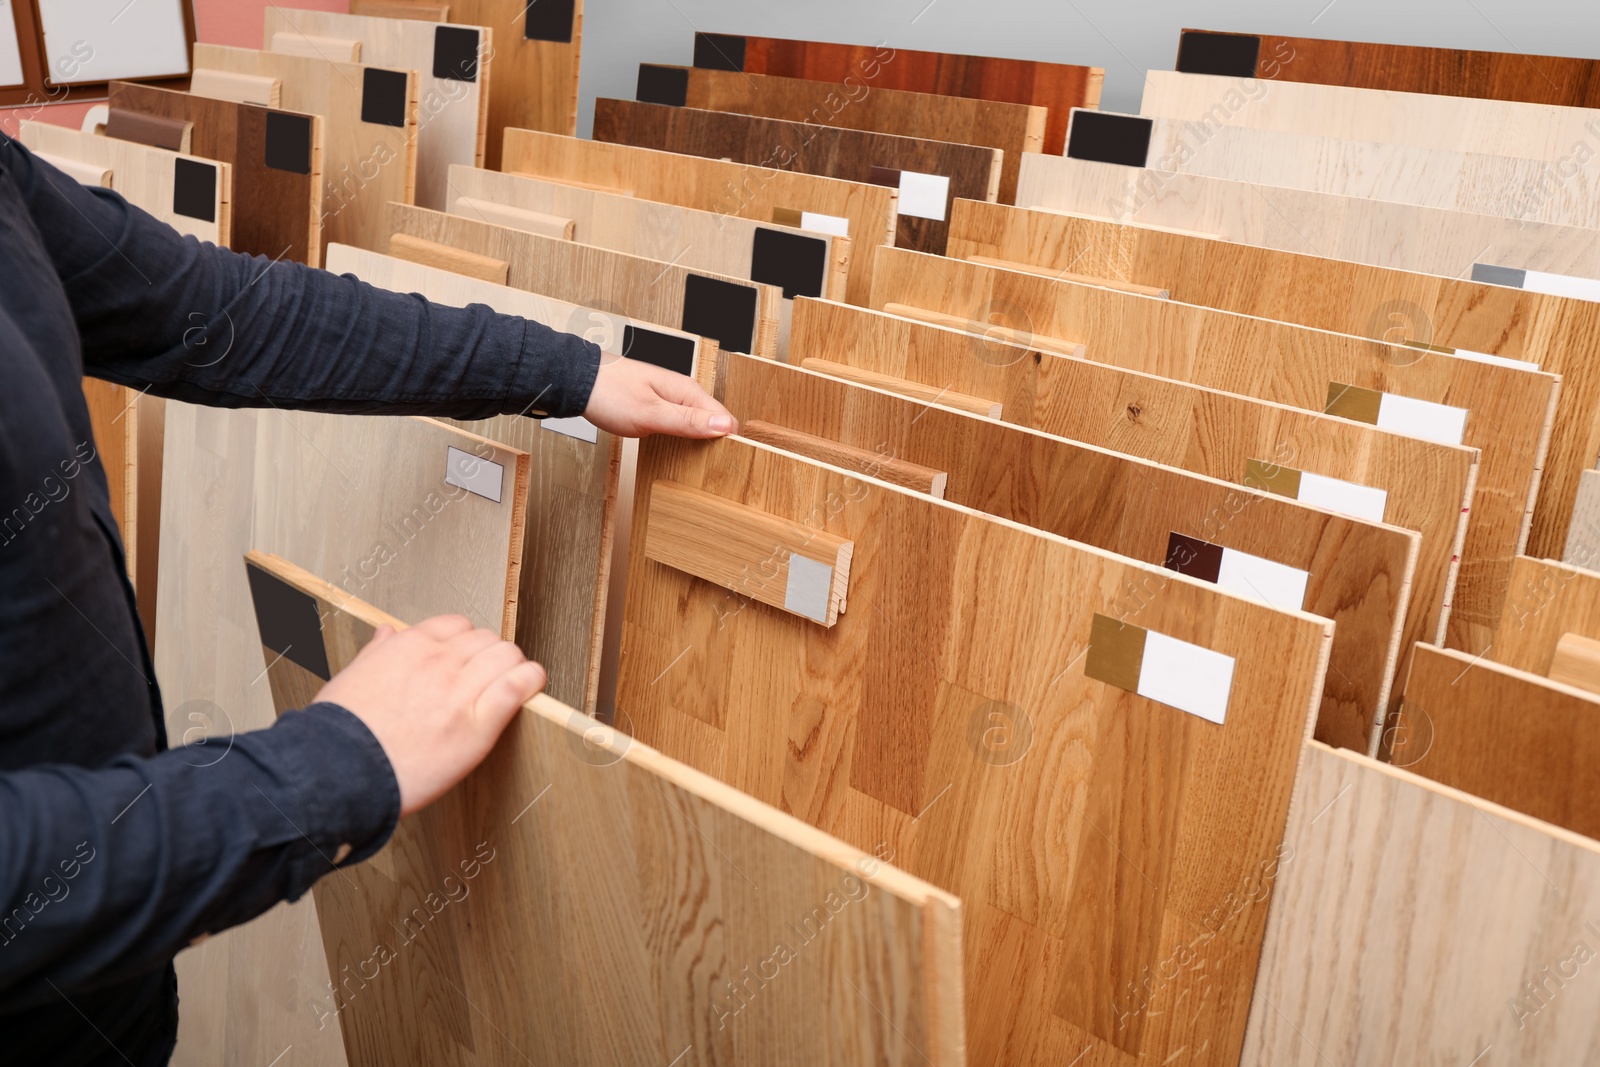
[0,702,399,1009]
[10,136,600,421]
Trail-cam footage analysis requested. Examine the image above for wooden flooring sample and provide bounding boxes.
[691,32,1103,155]
[722,353,1417,751]
[264,7,490,212]
[619,433,1333,1066]
[946,200,1595,565]
[501,128,897,306]
[81,379,161,646]
[1176,28,1600,108]
[107,81,322,265]
[644,64,1044,204]
[1493,555,1600,676]
[592,98,1002,255]
[1565,469,1600,569]
[1240,741,1600,1065]
[387,202,780,359]
[864,247,1550,655]
[192,43,418,259]
[246,549,966,1067]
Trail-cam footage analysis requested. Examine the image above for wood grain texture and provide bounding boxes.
[247,549,966,1067]
[82,379,139,588]
[108,81,323,266]
[702,33,1103,155]
[798,358,1002,418]
[1564,469,1600,569]
[741,419,948,497]
[501,128,897,306]
[387,202,780,361]
[268,31,364,63]
[592,98,1001,256]
[104,108,192,152]
[390,232,508,283]
[1493,555,1600,676]
[1550,632,1600,696]
[724,353,1417,752]
[349,0,450,19]
[864,247,1552,655]
[789,297,1476,727]
[946,200,1595,565]
[620,433,1332,1066]
[663,65,1044,204]
[446,0,583,167]
[1241,741,1600,1065]
[193,43,418,259]
[189,68,283,107]
[31,151,111,187]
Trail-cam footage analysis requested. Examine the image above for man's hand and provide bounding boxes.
[582,355,738,439]
[314,615,546,818]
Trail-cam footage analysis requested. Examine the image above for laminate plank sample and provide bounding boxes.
[1565,469,1600,569]
[619,433,1332,1066]
[1551,633,1600,696]
[107,81,322,265]
[247,549,967,1067]
[264,7,490,211]
[386,202,781,359]
[692,32,1103,155]
[192,43,419,258]
[1493,555,1600,675]
[1240,741,1600,1065]
[500,128,897,305]
[788,296,1476,733]
[864,247,1552,655]
[1176,28,1600,108]
[946,200,1597,564]
[722,353,1417,751]
[592,98,1002,255]
[646,64,1045,204]
[349,0,450,19]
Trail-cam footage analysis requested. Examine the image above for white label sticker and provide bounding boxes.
[1522,269,1600,302]
[1297,471,1388,523]
[542,416,600,444]
[1216,549,1310,612]
[1450,347,1541,371]
[897,170,951,222]
[1137,630,1236,725]
[445,445,504,503]
[799,211,850,238]
[1375,392,1469,446]
[783,553,833,623]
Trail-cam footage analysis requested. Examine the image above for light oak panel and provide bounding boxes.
[1494,555,1600,676]
[1551,633,1600,696]
[444,0,583,167]
[350,0,450,19]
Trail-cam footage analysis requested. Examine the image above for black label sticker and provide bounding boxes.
[245,561,332,681]
[1472,263,1528,289]
[264,111,313,174]
[1066,111,1153,168]
[750,227,827,300]
[1175,31,1262,78]
[172,157,217,223]
[622,324,697,376]
[524,0,576,43]
[694,32,746,71]
[637,63,690,107]
[433,25,480,82]
[361,67,409,127]
[681,273,758,355]
[1164,532,1224,584]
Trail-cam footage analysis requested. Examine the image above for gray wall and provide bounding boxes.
[573,0,1600,137]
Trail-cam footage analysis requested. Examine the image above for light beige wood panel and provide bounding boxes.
[265,7,490,212]
[1240,741,1600,1065]
[189,67,282,107]
[445,0,583,168]
[864,247,1555,655]
[192,43,418,258]
[1015,154,1600,283]
[723,353,1418,752]
[619,434,1333,1067]
[789,297,1476,742]
[387,202,781,360]
[247,549,967,1067]
[350,0,449,19]
[946,200,1598,562]
[1566,469,1600,570]
[1552,633,1600,696]
[1493,555,1600,675]
[500,128,898,306]
[20,121,232,246]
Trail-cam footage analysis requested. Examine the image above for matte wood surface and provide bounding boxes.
[189,67,283,108]
[740,420,947,497]
[349,0,450,19]
[268,32,363,63]
[662,65,1045,205]
[264,7,490,211]
[390,232,508,284]
[1550,633,1600,697]
[796,358,1003,418]
[1014,154,1600,284]
[20,121,232,246]
[864,247,1548,655]
[619,434,1333,1066]
[248,550,967,1067]
[192,43,418,259]
[501,128,897,306]
[107,82,322,266]
[723,354,1417,751]
[1240,741,1600,1065]
[592,98,1001,256]
[1493,556,1600,677]
[103,108,194,153]
[387,202,781,361]
[1178,28,1600,107]
[788,298,1476,727]
[1566,469,1600,570]
[698,32,1103,156]
[946,200,1597,565]
[1393,643,1600,839]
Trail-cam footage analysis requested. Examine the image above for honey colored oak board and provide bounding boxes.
[619,433,1333,1066]
[722,354,1417,751]
[592,98,1001,256]
[247,550,966,1067]
[1493,555,1600,676]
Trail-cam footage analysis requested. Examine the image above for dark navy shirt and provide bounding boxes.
[0,135,600,1064]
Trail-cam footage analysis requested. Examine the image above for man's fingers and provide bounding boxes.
[661,401,737,438]
[474,661,546,729]
[440,625,504,666]
[411,614,475,641]
[456,638,529,703]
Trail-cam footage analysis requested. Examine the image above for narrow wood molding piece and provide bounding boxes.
[965,253,1172,298]
[881,301,1088,358]
[741,419,948,497]
[643,478,853,626]
[798,357,1002,419]
[349,0,450,19]
[104,108,191,153]
[267,32,363,63]
[1494,556,1600,675]
[388,232,508,285]
[190,68,282,107]
[33,151,112,187]
[453,195,575,239]
[1549,632,1600,696]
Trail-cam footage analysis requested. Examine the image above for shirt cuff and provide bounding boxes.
[272,702,401,870]
[506,316,603,420]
